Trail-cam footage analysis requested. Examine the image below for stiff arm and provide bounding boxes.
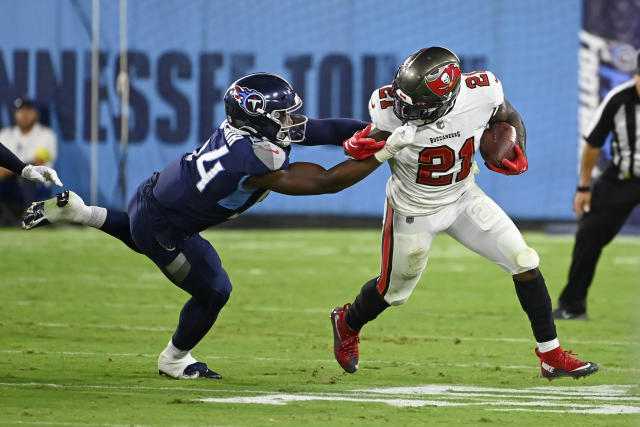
[243,156,382,195]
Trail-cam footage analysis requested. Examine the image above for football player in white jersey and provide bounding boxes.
[331,47,599,380]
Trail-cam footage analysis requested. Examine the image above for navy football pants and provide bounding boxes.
[103,177,233,351]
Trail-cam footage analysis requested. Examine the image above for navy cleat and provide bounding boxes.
[182,362,222,379]
[535,347,599,381]
[22,200,50,229]
[22,190,89,230]
[158,349,222,379]
[159,361,222,380]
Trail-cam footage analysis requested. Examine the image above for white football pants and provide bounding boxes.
[377,183,540,306]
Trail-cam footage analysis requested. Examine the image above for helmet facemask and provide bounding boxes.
[223,73,309,148]
[264,94,308,147]
[393,80,460,125]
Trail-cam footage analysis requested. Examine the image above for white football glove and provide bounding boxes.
[21,164,63,186]
[374,123,417,162]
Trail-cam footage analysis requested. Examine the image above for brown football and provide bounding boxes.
[479,122,517,167]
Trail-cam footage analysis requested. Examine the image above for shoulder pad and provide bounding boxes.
[252,140,287,171]
[461,71,504,109]
[222,120,252,146]
[368,86,402,132]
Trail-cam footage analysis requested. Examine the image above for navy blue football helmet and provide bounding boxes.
[223,73,307,147]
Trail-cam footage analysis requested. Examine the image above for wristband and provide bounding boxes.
[373,146,394,163]
[576,186,591,192]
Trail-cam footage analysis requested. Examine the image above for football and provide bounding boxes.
[479,122,517,167]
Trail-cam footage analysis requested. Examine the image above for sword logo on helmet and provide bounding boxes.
[425,63,461,96]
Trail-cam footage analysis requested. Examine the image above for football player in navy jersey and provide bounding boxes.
[22,72,412,379]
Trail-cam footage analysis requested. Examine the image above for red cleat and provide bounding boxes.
[535,347,599,381]
[330,303,360,373]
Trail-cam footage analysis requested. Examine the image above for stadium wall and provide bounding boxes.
[0,0,582,220]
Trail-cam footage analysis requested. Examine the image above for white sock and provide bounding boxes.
[537,338,560,353]
[162,340,190,360]
[86,206,107,228]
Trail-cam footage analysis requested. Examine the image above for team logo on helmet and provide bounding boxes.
[425,63,461,96]
[233,86,266,115]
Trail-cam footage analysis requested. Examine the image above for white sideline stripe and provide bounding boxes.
[3,381,636,399]
[17,322,634,347]
[489,406,640,414]
[34,322,174,332]
[195,384,640,414]
[0,421,143,427]
[1,349,638,373]
[359,385,640,400]
[197,394,640,414]
[9,300,640,332]
[196,384,640,414]
[613,256,640,264]
[0,381,276,395]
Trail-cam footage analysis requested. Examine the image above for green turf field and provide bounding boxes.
[1,227,639,426]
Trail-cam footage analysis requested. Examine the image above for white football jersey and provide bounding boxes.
[369,71,504,215]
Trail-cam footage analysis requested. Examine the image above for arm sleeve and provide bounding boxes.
[299,118,369,146]
[0,142,27,174]
[583,96,616,148]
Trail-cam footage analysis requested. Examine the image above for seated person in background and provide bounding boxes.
[0,97,58,222]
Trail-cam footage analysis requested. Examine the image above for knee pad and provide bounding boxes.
[166,252,191,284]
[515,247,539,271]
[395,233,429,279]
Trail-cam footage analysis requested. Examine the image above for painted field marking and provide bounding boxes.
[3,381,638,415]
[5,321,631,347]
[198,384,640,415]
[2,348,638,373]
[0,421,143,427]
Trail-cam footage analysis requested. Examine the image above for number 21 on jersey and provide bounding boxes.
[416,137,474,186]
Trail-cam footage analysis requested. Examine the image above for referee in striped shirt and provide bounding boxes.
[553,50,640,320]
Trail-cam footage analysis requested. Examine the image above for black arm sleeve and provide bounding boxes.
[584,95,617,148]
[0,142,27,174]
[298,118,369,147]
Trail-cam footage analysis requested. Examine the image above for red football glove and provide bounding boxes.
[343,124,386,160]
[485,145,528,176]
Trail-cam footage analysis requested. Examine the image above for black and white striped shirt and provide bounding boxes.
[585,79,640,178]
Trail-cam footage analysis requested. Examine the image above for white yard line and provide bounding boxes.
[1,349,638,373]
[0,421,143,427]
[11,321,632,347]
[2,381,638,414]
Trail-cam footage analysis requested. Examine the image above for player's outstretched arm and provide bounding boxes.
[244,156,382,195]
[298,118,369,147]
[489,97,526,154]
[0,142,62,185]
[0,142,27,175]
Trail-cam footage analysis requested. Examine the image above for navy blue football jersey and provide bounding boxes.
[152,120,290,234]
